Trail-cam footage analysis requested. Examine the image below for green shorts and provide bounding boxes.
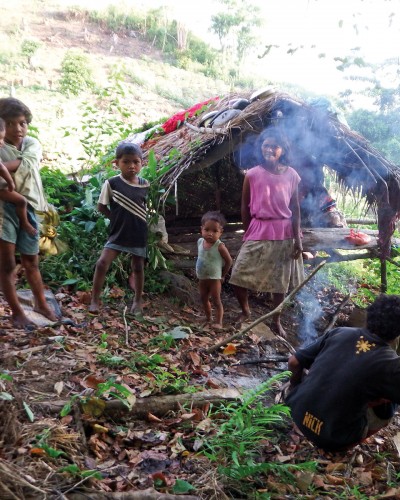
[0,202,39,255]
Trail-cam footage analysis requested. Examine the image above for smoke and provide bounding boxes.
[296,287,324,347]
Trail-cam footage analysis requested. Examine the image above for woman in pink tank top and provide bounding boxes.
[229,127,303,337]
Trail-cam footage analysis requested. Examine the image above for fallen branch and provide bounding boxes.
[1,344,49,359]
[34,388,242,418]
[68,488,199,499]
[323,294,351,334]
[234,355,289,365]
[206,260,326,354]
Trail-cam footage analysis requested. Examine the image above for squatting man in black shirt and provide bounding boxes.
[286,294,400,452]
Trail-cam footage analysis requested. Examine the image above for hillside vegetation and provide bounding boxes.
[0,0,255,173]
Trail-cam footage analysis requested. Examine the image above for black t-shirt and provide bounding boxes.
[286,327,400,451]
[100,175,149,248]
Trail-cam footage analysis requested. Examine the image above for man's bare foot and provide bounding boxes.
[12,313,36,330]
[33,305,59,322]
[212,323,223,330]
[21,221,38,236]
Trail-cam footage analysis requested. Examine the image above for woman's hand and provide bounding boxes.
[292,239,303,259]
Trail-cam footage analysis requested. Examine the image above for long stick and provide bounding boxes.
[323,294,351,334]
[206,260,326,354]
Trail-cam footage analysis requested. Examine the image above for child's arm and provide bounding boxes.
[0,162,15,191]
[218,243,233,279]
[98,203,111,219]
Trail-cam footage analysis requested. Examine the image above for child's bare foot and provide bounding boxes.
[12,313,36,330]
[33,305,59,322]
[21,221,38,236]
[130,301,143,316]
[88,303,99,315]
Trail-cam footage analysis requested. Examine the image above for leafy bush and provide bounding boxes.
[21,39,41,59]
[59,51,95,96]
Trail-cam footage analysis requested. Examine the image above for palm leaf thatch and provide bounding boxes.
[140,90,400,258]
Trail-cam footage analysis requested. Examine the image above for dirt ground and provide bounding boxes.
[4,270,400,499]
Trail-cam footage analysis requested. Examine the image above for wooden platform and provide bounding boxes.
[165,225,398,268]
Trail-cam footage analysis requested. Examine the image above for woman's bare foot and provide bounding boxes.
[271,320,287,339]
[21,221,38,236]
[33,305,59,322]
[234,311,251,325]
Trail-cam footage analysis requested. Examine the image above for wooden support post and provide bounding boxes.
[381,259,387,293]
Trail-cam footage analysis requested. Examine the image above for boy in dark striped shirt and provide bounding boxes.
[89,143,149,316]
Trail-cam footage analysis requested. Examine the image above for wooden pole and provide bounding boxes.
[381,259,388,293]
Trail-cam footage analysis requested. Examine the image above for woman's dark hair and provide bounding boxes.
[0,98,33,124]
[366,294,400,341]
[115,142,143,160]
[0,117,5,131]
[201,211,226,227]
[256,127,291,165]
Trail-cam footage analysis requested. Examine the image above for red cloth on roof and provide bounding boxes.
[161,97,219,135]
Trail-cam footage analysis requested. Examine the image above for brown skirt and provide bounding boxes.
[229,240,304,294]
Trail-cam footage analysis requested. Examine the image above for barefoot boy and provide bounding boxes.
[0,98,59,328]
[196,211,233,329]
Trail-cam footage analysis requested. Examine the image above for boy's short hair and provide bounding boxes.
[115,142,143,160]
[0,98,33,124]
[201,211,226,227]
[367,294,400,341]
[0,117,5,131]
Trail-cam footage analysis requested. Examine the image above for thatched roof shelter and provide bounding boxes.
[140,90,400,260]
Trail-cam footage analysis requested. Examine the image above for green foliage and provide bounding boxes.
[21,39,41,59]
[347,108,400,164]
[97,351,165,373]
[40,166,82,210]
[145,366,198,395]
[58,463,102,480]
[60,377,135,417]
[202,373,316,491]
[59,50,95,96]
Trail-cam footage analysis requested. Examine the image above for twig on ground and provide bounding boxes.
[205,261,327,354]
[123,306,129,346]
[274,335,296,355]
[0,459,47,496]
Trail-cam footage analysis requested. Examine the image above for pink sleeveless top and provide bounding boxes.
[243,165,301,241]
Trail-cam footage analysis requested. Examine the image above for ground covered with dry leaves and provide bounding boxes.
[1,279,400,500]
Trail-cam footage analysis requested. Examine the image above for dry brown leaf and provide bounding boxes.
[189,351,201,366]
[147,413,163,423]
[325,462,346,473]
[325,474,345,485]
[54,380,64,396]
